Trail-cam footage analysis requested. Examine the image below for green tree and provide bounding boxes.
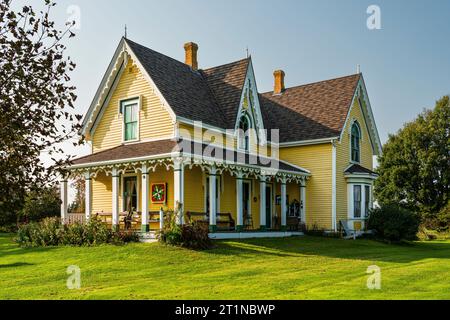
[68,176,85,213]
[0,0,81,225]
[19,185,60,222]
[375,96,450,217]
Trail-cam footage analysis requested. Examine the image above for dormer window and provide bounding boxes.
[121,98,140,142]
[238,113,251,151]
[351,121,361,163]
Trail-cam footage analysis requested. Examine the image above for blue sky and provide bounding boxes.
[30,0,450,155]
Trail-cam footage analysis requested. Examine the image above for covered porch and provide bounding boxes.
[61,139,310,237]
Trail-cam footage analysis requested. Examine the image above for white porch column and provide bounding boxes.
[60,178,68,224]
[141,164,150,232]
[300,182,307,225]
[84,171,92,222]
[209,166,217,232]
[112,167,120,231]
[159,208,164,230]
[236,173,244,231]
[281,179,287,230]
[259,177,267,230]
[174,160,184,225]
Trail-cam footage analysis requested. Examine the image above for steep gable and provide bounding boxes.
[92,58,174,152]
[233,59,266,145]
[125,39,227,128]
[202,58,250,128]
[82,38,380,149]
[260,74,361,143]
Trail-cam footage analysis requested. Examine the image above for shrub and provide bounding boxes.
[110,231,141,244]
[419,202,450,233]
[158,208,183,246]
[159,207,212,250]
[15,217,140,247]
[62,222,86,246]
[181,222,212,250]
[367,204,420,242]
[0,224,18,233]
[437,202,450,232]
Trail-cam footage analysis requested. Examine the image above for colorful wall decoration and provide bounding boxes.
[151,183,167,204]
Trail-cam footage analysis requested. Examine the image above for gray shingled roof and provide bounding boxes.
[201,58,250,128]
[72,139,308,174]
[125,39,361,143]
[344,164,377,176]
[260,74,361,143]
[126,39,227,128]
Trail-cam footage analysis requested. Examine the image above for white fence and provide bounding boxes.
[66,213,85,224]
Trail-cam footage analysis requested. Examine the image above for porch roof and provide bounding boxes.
[344,164,377,176]
[70,139,309,175]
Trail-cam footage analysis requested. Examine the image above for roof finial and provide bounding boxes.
[246,46,249,58]
[357,64,361,74]
[124,24,128,39]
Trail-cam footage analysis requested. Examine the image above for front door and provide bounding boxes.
[242,181,251,221]
[123,176,138,212]
[265,185,272,229]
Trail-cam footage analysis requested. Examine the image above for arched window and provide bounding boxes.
[351,122,361,163]
[238,114,251,151]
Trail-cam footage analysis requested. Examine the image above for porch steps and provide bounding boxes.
[139,231,158,243]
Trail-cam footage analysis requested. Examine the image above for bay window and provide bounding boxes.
[353,185,362,218]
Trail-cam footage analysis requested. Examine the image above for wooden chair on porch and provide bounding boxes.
[123,211,141,231]
[244,215,254,231]
[186,212,209,227]
[216,213,235,231]
[96,212,112,227]
[186,212,235,231]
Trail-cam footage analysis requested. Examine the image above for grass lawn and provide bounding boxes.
[1,233,449,300]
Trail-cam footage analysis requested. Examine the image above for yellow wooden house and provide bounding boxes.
[61,38,382,238]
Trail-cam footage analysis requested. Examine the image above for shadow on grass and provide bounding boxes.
[0,262,34,269]
[0,234,59,259]
[209,236,450,263]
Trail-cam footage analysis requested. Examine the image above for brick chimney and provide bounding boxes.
[184,42,198,71]
[273,70,285,94]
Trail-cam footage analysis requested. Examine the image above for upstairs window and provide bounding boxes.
[351,122,361,163]
[238,114,251,151]
[122,99,139,142]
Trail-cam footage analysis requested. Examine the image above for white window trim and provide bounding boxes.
[237,113,252,152]
[347,183,372,220]
[120,96,141,144]
[349,119,362,165]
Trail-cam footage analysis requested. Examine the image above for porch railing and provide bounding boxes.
[66,213,85,224]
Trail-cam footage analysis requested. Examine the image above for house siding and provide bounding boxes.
[177,123,271,157]
[279,144,333,229]
[335,99,374,224]
[92,59,174,152]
